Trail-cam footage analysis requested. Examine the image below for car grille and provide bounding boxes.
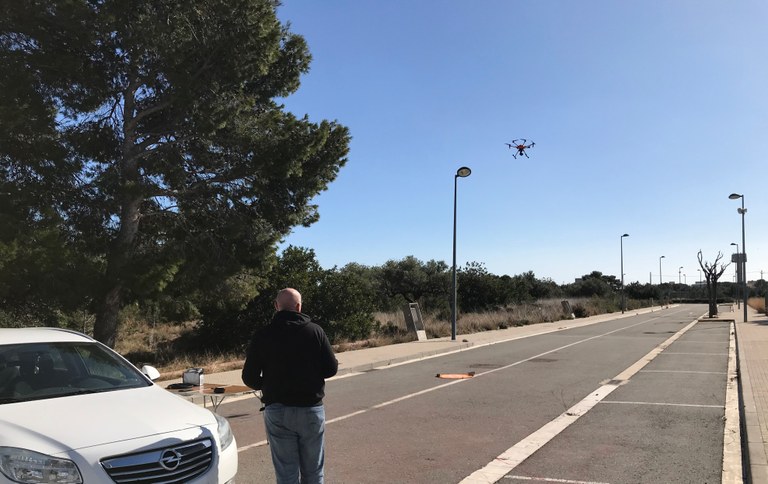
[101,438,214,483]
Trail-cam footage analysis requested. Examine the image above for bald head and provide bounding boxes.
[275,288,302,312]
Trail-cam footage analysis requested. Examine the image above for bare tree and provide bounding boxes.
[697,250,731,317]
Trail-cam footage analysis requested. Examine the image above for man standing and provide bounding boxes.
[242,288,338,484]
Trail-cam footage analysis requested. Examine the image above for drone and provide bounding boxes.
[505,139,535,159]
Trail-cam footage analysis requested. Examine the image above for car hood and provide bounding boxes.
[0,385,215,455]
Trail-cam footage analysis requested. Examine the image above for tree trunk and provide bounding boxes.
[92,84,142,347]
[706,280,718,318]
[92,193,142,347]
[93,285,123,347]
[708,299,718,318]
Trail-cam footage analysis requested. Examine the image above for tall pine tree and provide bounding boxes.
[0,0,350,346]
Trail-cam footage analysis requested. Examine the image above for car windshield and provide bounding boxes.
[0,341,151,404]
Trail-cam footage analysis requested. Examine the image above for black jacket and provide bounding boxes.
[242,310,338,407]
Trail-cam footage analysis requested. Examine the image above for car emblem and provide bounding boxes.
[159,449,183,471]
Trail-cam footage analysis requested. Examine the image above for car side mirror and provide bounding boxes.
[141,365,161,381]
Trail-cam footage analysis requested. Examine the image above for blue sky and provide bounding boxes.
[276,0,768,285]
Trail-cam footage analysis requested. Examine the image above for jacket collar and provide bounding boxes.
[272,310,312,324]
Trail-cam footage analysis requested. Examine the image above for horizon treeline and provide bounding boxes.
[4,245,760,350]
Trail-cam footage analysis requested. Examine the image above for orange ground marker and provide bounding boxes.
[435,371,475,379]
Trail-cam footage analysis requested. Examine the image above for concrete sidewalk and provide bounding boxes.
[727,304,768,483]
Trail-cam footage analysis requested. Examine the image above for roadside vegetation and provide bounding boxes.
[748,297,766,314]
[4,244,765,378]
[95,250,762,377]
[115,297,649,377]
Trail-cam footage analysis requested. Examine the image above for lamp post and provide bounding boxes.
[678,266,683,284]
[658,255,665,306]
[620,234,629,313]
[451,166,471,341]
[731,242,740,309]
[729,193,748,322]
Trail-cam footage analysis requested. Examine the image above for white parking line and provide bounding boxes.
[600,400,723,409]
[677,340,726,344]
[459,317,700,484]
[504,475,611,484]
[662,352,728,356]
[640,369,726,375]
[238,438,268,452]
[328,371,365,380]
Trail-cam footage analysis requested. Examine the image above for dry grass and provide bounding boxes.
[372,298,603,340]
[748,297,766,313]
[115,318,197,356]
[115,319,243,378]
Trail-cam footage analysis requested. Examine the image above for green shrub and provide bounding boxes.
[572,304,589,318]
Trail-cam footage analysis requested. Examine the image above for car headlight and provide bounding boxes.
[214,413,234,451]
[0,447,82,484]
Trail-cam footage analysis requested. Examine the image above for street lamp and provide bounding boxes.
[731,241,739,275]
[620,234,629,313]
[659,255,665,285]
[731,242,740,309]
[451,166,471,341]
[678,266,683,284]
[729,193,748,322]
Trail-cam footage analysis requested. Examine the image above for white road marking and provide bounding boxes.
[238,438,268,452]
[504,475,611,484]
[661,352,727,356]
[677,340,726,344]
[328,371,365,380]
[459,317,700,484]
[640,369,726,375]
[599,400,723,409]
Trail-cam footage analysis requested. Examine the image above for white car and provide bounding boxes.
[0,327,237,483]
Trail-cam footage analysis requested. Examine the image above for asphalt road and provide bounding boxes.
[223,305,731,483]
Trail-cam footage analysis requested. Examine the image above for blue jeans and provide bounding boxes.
[263,403,326,484]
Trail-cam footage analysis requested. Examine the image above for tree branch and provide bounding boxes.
[131,100,173,127]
